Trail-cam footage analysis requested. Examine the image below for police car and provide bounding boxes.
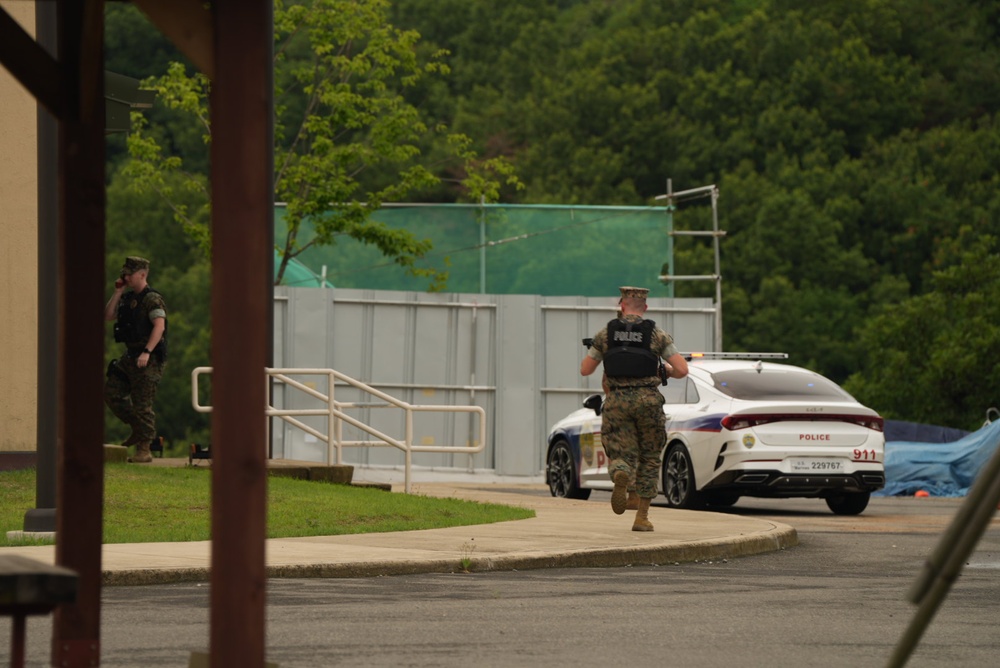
[545,353,886,515]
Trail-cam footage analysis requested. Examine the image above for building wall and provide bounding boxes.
[0,1,38,453]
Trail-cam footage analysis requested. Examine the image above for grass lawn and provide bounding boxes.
[0,464,534,546]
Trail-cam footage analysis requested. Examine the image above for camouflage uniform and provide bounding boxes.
[105,257,167,451]
[586,294,678,499]
[105,348,164,445]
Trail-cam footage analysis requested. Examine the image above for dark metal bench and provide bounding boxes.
[0,555,78,668]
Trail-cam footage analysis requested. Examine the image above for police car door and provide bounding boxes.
[577,414,609,488]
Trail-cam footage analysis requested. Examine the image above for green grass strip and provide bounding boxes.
[0,465,534,546]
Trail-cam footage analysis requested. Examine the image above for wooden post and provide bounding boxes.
[51,2,106,666]
[208,1,273,666]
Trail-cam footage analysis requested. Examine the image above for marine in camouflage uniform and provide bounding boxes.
[103,256,168,463]
[581,286,688,531]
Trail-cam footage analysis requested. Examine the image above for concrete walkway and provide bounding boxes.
[1,472,797,585]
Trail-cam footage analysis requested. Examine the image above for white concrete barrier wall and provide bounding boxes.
[272,286,715,477]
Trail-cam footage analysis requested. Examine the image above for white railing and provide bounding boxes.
[191,367,487,493]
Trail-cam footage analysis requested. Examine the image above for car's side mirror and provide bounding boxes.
[583,393,603,416]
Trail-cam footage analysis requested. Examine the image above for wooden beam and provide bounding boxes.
[132,0,214,79]
[50,1,107,666]
[0,6,64,117]
[79,0,104,124]
[209,1,273,666]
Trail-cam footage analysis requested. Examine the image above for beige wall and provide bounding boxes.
[0,1,38,452]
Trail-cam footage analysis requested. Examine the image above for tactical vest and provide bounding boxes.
[114,287,168,360]
[603,318,658,378]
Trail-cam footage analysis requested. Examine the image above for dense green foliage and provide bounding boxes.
[386,0,1000,429]
[123,0,519,289]
[105,0,1000,431]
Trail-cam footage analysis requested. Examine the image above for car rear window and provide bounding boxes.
[661,377,700,404]
[711,368,854,401]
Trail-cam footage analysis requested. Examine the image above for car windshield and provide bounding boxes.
[710,368,854,402]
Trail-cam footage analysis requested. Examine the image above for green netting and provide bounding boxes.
[275,204,673,297]
[276,249,334,287]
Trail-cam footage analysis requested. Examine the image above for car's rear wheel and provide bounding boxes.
[826,492,870,515]
[547,440,591,500]
[662,443,704,509]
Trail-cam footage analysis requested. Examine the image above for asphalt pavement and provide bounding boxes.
[2,459,798,585]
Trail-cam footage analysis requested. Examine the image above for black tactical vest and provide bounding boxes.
[114,287,168,360]
[603,318,659,378]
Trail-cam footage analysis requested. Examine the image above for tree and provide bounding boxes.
[125,0,519,289]
[104,3,202,175]
[109,0,1000,419]
[844,233,1000,430]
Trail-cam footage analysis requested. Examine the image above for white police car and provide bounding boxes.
[545,353,885,515]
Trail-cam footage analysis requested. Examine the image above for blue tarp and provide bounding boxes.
[883,419,969,444]
[878,419,1000,497]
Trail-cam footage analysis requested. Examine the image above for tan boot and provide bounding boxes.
[632,497,653,532]
[625,490,639,511]
[610,470,629,515]
[129,442,153,464]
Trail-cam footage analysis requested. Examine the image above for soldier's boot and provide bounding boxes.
[610,470,629,515]
[129,442,154,464]
[632,497,654,532]
[625,490,640,511]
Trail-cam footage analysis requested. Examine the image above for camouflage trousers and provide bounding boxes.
[601,386,666,498]
[104,353,164,445]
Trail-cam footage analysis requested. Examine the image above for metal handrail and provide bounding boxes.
[191,367,487,493]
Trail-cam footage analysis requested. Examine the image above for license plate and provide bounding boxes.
[790,458,845,473]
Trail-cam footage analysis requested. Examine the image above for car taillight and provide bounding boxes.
[853,416,884,432]
[721,414,885,432]
[720,415,777,430]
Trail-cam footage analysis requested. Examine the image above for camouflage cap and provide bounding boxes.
[618,286,649,300]
[122,256,150,273]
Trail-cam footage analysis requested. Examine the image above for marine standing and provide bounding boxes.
[581,286,688,531]
[104,256,168,463]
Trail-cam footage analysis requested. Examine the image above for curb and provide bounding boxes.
[100,524,797,586]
